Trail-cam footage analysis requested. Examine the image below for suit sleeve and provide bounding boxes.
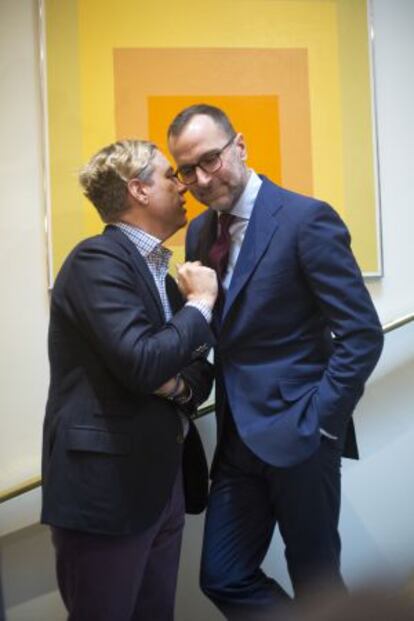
[298,202,384,437]
[56,240,215,395]
[165,272,215,411]
[180,217,216,411]
[179,358,214,412]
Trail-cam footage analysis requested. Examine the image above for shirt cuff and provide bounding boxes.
[186,300,212,324]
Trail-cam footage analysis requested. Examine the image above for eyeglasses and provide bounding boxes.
[175,135,236,185]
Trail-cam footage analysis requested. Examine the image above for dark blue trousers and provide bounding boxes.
[51,470,185,621]
[200,418,344,620]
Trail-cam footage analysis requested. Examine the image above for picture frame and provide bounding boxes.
[40,0,382,283]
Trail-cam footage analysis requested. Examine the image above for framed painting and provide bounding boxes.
[40,0,382,283]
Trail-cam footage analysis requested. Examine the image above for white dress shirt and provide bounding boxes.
[221,170,262,290]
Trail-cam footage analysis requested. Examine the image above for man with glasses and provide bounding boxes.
[168,105,384,619]
[41,139,218,620]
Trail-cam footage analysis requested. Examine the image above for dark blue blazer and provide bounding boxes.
[186,177,384,468]
[42,225,215,535]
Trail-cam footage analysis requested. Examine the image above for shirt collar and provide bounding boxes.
[229,170,262,220]
[114,222,172,261]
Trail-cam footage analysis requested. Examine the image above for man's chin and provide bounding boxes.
[175,216,187,230]
[203,195,232,212]
[178,214,188,229]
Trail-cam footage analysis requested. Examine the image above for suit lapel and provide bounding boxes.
[222,179,283,322]
[104,225,165,322]
[165,275,184,314]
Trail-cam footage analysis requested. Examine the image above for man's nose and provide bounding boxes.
[194,166,212,187]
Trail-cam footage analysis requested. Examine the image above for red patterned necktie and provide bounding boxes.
[208,213,236,280]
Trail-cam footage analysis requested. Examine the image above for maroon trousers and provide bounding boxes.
[51,471,185,621]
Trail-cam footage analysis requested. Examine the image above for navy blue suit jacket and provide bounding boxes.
[42,225,215,535]
[186,177,383,468]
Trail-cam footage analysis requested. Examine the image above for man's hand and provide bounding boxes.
[154,377,181,398]
[154,375,192,404]
[176,262,218,309]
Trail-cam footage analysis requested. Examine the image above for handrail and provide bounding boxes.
[0,476,42,504]
[1,313,414,505]
[382,312,414,335]
[0,404,216,505]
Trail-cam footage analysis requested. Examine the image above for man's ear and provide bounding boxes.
[127,178,149,205]
[235,133,247,162]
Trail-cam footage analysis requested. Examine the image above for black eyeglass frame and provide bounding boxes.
[175,134,237,185]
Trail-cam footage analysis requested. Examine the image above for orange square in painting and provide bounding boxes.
[148,95,281,227]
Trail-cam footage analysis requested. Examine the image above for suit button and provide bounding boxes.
[193,344,209,355]
[176,434,184,444]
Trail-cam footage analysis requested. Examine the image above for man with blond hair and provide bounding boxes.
[41,140,218,620]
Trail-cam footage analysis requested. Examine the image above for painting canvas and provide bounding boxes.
[41,0,382,281]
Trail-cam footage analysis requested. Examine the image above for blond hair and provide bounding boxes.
[79,140,156,222]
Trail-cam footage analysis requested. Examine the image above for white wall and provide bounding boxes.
[366,0,414,319]
[0,0,413,619]
[0,0,49,492]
